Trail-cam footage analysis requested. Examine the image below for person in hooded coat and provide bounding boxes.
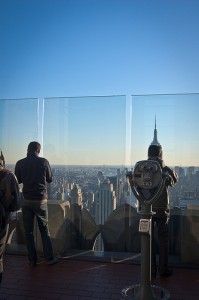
[0,151,21,286]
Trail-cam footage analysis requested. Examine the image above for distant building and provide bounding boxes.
[150,116,161,146]
[95,179,116,225]
[107,175,119,205]
[186,166,195,178]
[97,171,104,182]
[94,178,117,251]
[175,166,185,178]
[70,183,83,206]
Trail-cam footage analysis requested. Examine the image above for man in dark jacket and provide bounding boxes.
[148,144,178,277]
[0,151,21,286]
[15,142,57,266]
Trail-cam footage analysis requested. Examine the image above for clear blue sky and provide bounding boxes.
[0,0,199,166]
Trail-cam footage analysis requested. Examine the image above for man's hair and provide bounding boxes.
[27,141,41,153]
[148,144,162,158]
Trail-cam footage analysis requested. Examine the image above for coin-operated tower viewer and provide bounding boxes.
[122,156,177,300]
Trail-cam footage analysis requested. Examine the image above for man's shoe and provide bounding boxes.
[47,257,58,265]
[160,269,173,277]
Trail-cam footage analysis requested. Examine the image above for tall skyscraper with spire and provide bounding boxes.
[150,116,161,146]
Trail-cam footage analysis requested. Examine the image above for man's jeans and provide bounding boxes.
[22,201,54,263]
[151,215,169,275]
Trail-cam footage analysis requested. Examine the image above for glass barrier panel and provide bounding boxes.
[131,93,199,269]
[42,96,133,254]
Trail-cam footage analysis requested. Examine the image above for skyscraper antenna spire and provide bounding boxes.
[150,116,161,146]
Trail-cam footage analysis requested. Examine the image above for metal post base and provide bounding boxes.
[121,284,170,300]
